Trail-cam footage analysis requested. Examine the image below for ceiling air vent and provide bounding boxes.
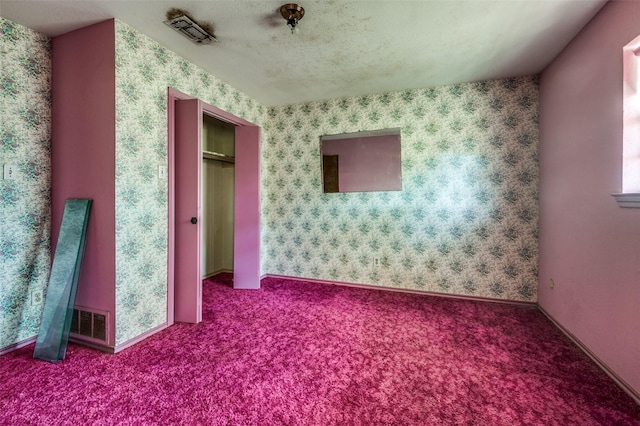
[164,12,217,45]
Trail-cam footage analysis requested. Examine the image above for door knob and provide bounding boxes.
[190,217,197,224]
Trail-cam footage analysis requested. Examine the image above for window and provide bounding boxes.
[613,35,640,207]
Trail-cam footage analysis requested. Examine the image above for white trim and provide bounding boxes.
[262,274,537,307]
[0,336,37,356]
[203,269,233,279]
[538,306,640,405]
[611,193,640,208]
[69,336,115,354]
[321,127,401,141]
[113,322,169,353]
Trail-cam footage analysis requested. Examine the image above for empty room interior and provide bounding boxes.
[1,0,639,424]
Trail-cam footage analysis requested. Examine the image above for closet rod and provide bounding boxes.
[203,151,235,164]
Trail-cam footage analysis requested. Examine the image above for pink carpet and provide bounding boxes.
[1,274,639,425]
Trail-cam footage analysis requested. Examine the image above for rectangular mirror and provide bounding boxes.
[321,128,402,193]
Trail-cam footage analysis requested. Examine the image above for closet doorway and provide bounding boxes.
[168,88,260,325]
[201,116,235,280]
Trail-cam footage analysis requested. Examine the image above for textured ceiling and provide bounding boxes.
[0,0,607,106]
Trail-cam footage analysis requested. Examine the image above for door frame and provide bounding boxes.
[167,87,259,325]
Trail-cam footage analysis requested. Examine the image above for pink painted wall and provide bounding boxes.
[539,0,640,396]
[322,134,402,192]
[51,20,116,346]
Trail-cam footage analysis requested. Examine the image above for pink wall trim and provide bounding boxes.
[166,88,182,326]
[201,103,255,127]
[539,0,640,395]
[51,19,116,346]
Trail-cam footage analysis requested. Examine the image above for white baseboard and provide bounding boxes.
[203,269,233,279]
[263,274,537,307]
[2,323,172,356]
[538,306,640,405]
[0,335,115,356]
[69,336,115,353]
[0,336,37,356]
[113,322,168,353]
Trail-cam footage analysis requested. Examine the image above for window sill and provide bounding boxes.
[612,193,640,208]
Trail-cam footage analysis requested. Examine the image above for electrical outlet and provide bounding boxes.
[31,290,43,306]
[3,164,18,180]
[549,278,555,289]
[373,257,381,267]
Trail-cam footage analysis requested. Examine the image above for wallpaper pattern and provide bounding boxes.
[0,18,51,349]
[114,21,265,345]
[0,16,538,350]
[262,77,539,301]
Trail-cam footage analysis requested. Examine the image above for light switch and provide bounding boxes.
[3,164,18,180]
[158,164,167,180]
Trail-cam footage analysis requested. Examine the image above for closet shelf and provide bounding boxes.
[203,150,235,163]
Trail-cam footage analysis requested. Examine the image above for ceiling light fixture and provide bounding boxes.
[280,3,305,34]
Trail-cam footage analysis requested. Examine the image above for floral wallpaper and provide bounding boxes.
[114,21,265,345]
[0,18,51,350]
[0,15,538,351]
[262,77,539,302]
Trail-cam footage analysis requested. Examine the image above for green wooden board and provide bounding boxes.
[34,199,92,363]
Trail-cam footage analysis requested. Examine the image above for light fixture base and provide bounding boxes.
[280,3,305,33]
